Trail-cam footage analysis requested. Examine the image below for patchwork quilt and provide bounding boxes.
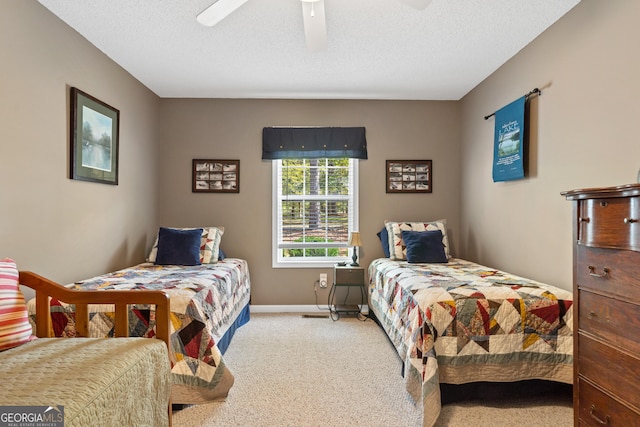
[28,258,251,404]
[368,258,573,427]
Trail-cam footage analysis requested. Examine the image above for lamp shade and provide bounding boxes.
[348,231,362,247]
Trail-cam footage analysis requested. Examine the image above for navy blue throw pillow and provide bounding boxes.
[401,230,448,263]
[376,227,391,258]
[155,227,203,266]
[218,248,226,261]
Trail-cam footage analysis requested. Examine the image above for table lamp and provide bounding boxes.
[348,231,362,266]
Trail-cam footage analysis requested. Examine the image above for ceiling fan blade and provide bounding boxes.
[301,0,327,52]
[196,0,250,27]
[397,0,432,10]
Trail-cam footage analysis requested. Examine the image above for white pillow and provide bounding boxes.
[147,226,224,264]
[384,219,450,261]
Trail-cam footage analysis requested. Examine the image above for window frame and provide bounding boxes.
[272,158,359,268]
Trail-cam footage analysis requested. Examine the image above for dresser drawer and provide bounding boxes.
[578,333,640,410]
[577,246,640,302]
[578,378,640,426]
[579,290,640,354]
[578,197,640,251]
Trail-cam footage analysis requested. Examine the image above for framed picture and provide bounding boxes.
[70,87,119,185]
[192,159,240,193]
[386,160,432,193]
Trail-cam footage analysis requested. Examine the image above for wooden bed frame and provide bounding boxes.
[19,271,173,425]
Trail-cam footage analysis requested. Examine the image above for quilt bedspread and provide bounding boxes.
[368,258,573,427]
[28,258,251,404]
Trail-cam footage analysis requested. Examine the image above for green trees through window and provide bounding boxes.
[275,158,356,264]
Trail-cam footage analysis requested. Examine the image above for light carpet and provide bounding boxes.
[172,313,572,427]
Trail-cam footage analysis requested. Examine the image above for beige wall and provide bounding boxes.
[158,99,460,305]
[0,1,161,285]
[7,0,636,305]
[459,0,640,291]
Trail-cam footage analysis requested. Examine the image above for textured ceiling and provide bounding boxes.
[37,0,580,100]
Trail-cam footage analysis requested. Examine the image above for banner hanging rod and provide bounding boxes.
[484,88,541,120]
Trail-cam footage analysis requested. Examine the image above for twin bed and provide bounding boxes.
[368,220,573,427]
[25,220,572,424]
[28,226,251,404]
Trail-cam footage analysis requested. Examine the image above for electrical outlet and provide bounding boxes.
[319,273,328,288]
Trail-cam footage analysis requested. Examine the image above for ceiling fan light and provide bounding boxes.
[301,0,327,52]
[196,0,250,27]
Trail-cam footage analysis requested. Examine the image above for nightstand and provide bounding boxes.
[328,264,366,321]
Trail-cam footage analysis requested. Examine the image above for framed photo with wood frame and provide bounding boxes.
[386,160,432,193]
[70,87,119,185]
[192,159,240,193]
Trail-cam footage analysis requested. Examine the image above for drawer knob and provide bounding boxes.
[624,217,638,224]
[588,311,610,323]
[589,405,610,425]
[588,265,610,278]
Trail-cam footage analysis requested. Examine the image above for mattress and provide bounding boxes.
[28,258,251,404]
[368,258,573,427]
[0,338,171,427]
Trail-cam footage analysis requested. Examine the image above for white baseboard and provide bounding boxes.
[250,304,368,314]
[250,305,327,313]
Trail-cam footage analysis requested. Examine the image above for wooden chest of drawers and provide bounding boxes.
[563,184,640,426]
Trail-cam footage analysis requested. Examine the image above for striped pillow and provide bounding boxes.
[0,258,35,351]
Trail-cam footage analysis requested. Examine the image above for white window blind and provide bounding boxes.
[272,158,358,267]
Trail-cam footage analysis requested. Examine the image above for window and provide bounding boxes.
[272,158,359,268]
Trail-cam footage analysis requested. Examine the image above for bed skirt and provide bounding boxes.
[217,302,250,354]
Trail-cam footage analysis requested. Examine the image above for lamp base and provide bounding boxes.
[351,247,359,266]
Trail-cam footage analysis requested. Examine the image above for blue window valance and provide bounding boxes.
[262,127,367,160]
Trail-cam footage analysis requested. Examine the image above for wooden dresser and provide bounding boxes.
[562,184,640,426]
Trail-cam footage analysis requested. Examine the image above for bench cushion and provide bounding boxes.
[0,338,171,427]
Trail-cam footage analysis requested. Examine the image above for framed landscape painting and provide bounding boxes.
[70,87,119,185]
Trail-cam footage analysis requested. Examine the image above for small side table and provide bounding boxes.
[328,264,366,321]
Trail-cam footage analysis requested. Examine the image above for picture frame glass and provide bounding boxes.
[193,159,240,193]
[70,87,119,185]
[386,160,432,193]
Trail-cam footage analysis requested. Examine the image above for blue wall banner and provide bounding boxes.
[492,96,525,182]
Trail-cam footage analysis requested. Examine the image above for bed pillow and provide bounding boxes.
[147,226,224,264]
[0,258,35,351]
[385,219,450,261]
[376,227,391,258]
[401,230,448,263]
[155,227,203,266]
[199,227,224,263]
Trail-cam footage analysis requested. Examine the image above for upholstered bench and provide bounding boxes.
[0,259,172,427]
[0,338,171,426]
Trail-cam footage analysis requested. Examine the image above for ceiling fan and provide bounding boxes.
[196,0,432,52]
